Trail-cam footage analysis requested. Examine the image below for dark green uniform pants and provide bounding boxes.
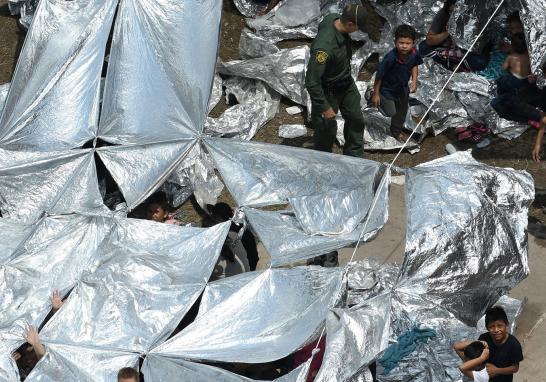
[311,82,364,157]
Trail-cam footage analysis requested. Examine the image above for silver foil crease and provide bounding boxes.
[0,219,32,264]
[208,74,223,113]
[150,266,344,363]
[279,124,308,139]
[486,109,530,140]
[346,259,399,307]
[315,293,392,382]
[205,77,281,140]
[519,0,546,74]
[204,137,385,207]
[218,46,309,106]
[98,0,222,144]
[39,220,230,352]
[239,28,280,60]
[447,1,501,51]
[25,343,139,382]
[0,214,113,330]
[397,151,533,326]
[0,328,25,382]
[0,149,107,223]
[143,355,311,382]
[0,0,117,151]
[96,139,195,210]
[0,83,9,116]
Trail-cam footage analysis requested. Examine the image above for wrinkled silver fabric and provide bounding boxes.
[0,219,32,264]
[39,220,230,352]
[205,77,280,140]
[97,140,195,210]
[371,0,444,37]
[204,137,385,207]
[0,327,25,382]
[0,149,107,223]
[0,83,9,116]
[150,266,344,363]
[315,293,392,382]
[218,46,309,106]
[143,355,311,382]
[486,109,530,139]
[0,0,116,151]
[447,1,500,51]
[98,0,222,144]
[244,171,389,266]
[346,259,399,307]
[239,28,280,59]
[25,343,139,382]
[519,0,546,74]
[0,215,113,330]
[279,124,308,139]
[208,74,223,113]
[397,151,533,326]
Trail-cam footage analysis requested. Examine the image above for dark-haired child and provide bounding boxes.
[145,191,180,225]
[454,339,490,381]
[371,24,422,140]
[478,306,523,382]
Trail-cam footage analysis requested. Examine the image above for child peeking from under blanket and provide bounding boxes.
[454,339,490,381]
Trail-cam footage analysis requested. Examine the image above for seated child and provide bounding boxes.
[371,24,422,140]
[145,191,180,225]
[453,340,490,381]
[478,306,523,382]
[497,33,531,96]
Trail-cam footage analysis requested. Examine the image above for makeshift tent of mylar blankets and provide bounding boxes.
[0,215,232,380]
[204,137,390,266]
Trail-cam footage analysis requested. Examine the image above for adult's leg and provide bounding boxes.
[378,94,397,118]
[521,85,546,110]
[339,82,365,157]
[464,52,489,72]
[311,89,339,153]
[390,91,409,138]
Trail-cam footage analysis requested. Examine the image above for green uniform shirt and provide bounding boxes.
[305,13,353,112]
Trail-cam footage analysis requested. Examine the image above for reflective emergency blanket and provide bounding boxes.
[218,46,309,106]
[39,220,229,352]
[520,0,546,74]
[0,83,9,116]
[0,219,32,264]
[314,293,391,382]
[98,0,222,144]
[0,0,117,151]
[204,138,385,207]
[0,215,112,330]
[142,355,312,382]
[96,139,195,209]
[0,148,107,223]
[397,151,533,326]
[150,266,344,363]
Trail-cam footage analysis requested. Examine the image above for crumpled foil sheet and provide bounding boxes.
[167,143,225,208]
[0,215,113,330]
[279,124,307,139]
[0,327,26,381]
[397,151,533,326]
[208,74,223,113]
[98,0,222,144]
[25,343,139,382]
[486,108,530,139]
[205,77,280,140]
[239,28,281,59]
[346,258,399,307]
[0,219,33,264]
[143,355,312,382]
[150,266,344,363]
[0,0,116,151]
[476,294,526,334]
[218,46,309,106]
[0,83,9,116]
[315,293,392,382]
[96,139,195,210]
[0,148,107,223]
[204,137,386,207]
[39,220,230,353]
[517,0,546,74]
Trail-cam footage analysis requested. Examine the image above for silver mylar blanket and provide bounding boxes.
[520,0,546,74]
[0,148,107,223]
[203,137,386,207]
[314,293,392,382]
[0,215,113,330]
[0,0,116,151]
[150,266,344,363]
[0,219,32,264]
[397,151,533,326]
[38,220,229,353]
[142,355,312,382]
[98,0,222,144]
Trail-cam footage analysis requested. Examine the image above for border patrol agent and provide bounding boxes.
[305,4,368,157]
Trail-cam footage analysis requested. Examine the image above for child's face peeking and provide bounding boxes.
[487,319,508,344]
[147,202,167,222]
[395,37,414,56]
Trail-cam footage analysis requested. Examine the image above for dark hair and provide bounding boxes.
[201,215,223,228]
[146,191,169,211]
[220,244,236,263]
[117,367,139,382]
[394,24,417,41]
[511,32,527,54]
[208,202,234,222]
[506,11,522,25]
[464,341,485,360]
[485,306,509,327]
[340,4,366,30]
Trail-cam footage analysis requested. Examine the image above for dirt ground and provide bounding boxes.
[0,0,544,224]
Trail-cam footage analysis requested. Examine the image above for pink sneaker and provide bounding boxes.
[529,120,541,129]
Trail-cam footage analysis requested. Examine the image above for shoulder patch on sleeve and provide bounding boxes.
[315,50,329,64]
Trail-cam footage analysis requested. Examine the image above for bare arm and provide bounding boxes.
[459,348,489,379]
[486,363,519,377]
[371,77,382,107]
[24,326,45,360]
[410,65,418,92]
[453,340,474,360]
[426,31,450,46]
[533,124,545,162]
[501,56,511,71]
